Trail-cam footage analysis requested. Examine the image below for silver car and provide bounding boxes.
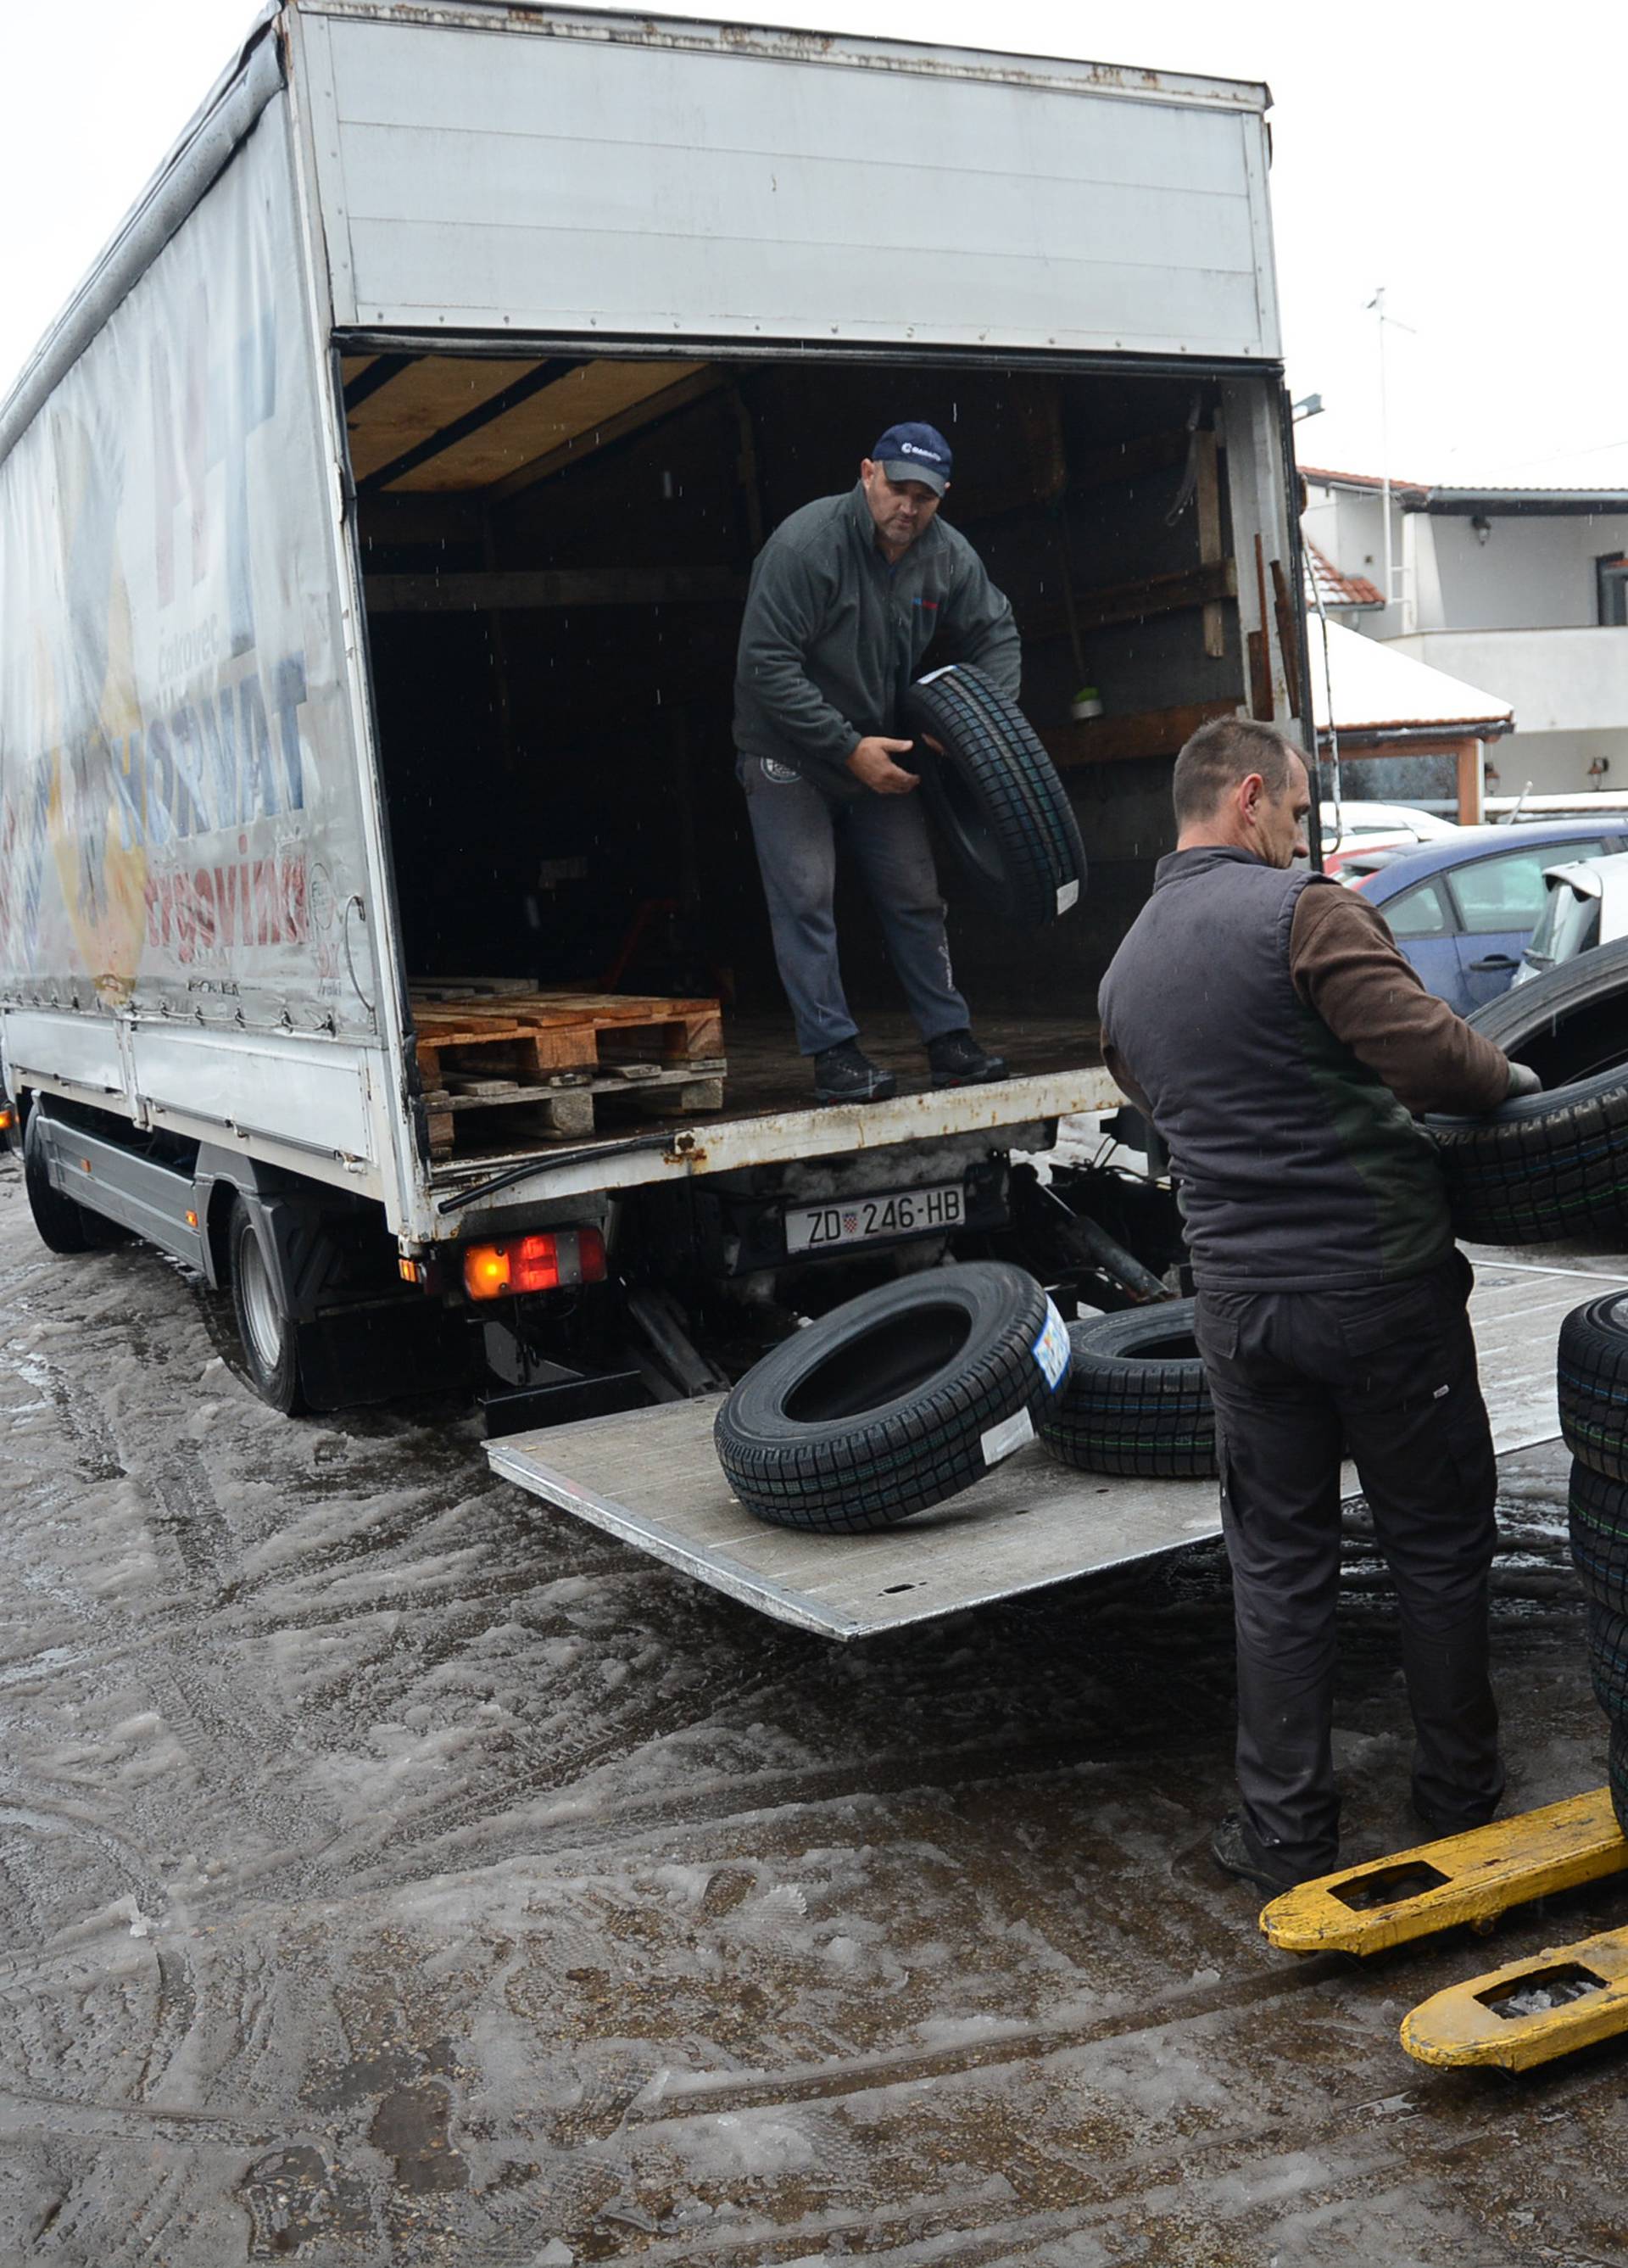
[1513,851,1628,984]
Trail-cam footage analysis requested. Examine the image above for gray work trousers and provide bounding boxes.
[1193,1248,1503,1875]
[737,753,968,1056]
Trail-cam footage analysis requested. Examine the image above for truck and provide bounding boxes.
[0,0,1314,1628]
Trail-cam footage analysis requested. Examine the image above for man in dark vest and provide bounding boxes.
[1097,717,1540,1892]
[733,422,1019,1105]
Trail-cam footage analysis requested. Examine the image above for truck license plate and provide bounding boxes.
[783,1181,964,1254]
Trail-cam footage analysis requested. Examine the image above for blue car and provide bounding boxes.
[1341,820,1628,1016]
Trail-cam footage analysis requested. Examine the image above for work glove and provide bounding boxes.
[1505,1061,1542,1100]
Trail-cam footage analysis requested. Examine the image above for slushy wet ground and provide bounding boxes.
[2,1156,1625,2267]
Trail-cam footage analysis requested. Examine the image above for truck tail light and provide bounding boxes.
[462,1227,607,1300]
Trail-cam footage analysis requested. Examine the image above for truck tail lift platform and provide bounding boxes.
[1260,1790,1628,2072]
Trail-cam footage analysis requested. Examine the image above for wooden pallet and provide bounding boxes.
[409,988,726,1158]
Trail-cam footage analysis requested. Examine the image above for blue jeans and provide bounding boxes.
[737,753,969,1056]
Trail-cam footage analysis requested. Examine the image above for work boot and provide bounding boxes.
[1210,1810,1331,1895]
[926,1029,1008,1087]
[1409,1789,1502,1841]
[811,1041,898,1105]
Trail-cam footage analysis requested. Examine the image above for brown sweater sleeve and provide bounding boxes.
[1289,882,1513,1116]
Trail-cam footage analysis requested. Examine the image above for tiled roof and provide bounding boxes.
[1302,464,1430,499]
[1304,539,1385,612]
[1302,461,1628,506]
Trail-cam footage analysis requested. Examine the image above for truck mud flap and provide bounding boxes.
[1260,1788,1628,1958]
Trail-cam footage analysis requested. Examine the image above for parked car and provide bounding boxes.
[1322,832,1422,878]
[1342,821,1628,1014]
[1320,801,1458,851]
[1513,851,1628,986]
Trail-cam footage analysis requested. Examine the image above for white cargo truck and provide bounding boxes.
[0,2,1312,1623]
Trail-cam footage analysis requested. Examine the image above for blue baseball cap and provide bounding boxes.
[872,421,952,496]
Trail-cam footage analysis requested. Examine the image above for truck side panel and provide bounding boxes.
[296,10,1280,361]
[0,91,382,1044]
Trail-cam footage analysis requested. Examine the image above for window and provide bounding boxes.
[1600,556,1628,628]
[1447,841,1607,931]
[1382,878,1453,939]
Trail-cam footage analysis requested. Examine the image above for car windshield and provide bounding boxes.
[1525,879,1601,971]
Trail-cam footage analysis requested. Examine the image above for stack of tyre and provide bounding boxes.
[1559,1297,1628,1831]
[713,1263,1218,1534]
[1481,950,1628,1834]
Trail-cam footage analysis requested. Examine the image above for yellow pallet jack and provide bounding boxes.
[1260,1789,1628,2071]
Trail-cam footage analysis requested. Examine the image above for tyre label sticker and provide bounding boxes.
[1057,879,1080,914]
[1032,1298,1070,1392]
[915,664,958,685]
[980,1407,1035,1466]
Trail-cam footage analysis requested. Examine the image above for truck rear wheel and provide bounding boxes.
[229,1196,308,1415]
[23,1107,103,1255]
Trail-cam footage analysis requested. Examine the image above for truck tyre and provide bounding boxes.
[904,664,1085,930]
[23,1108,103,1255]
[1037,1300,1216,1478]
[1569,1461,1628,1617]
[1558,1293,1628,1481]
[1424,1066,1628,1244]
[714,1261,1071,1533]
[228,1196,308,1416]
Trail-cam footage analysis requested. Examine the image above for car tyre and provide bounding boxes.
[1558,1293,1628,1482]
[1425,1067,1628,1243]
[1468,936,1628,1088]
[904,664,1085,930]
[1587,1600,1628,1723]
[1569,1462,1628,1618]
[1038,1299,1215,1478]
[715,1261,1071,1533]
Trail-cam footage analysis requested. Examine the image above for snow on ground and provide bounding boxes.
[0,1156,1623,2265]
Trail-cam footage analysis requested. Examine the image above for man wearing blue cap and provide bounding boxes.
[734,422,1021,1103]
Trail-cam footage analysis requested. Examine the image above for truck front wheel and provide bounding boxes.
[229,1196,308,1415]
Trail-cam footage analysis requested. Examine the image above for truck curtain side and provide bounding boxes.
[0,3,1310,1438]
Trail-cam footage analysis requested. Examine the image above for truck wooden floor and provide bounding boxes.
[427,1008,1114,1180]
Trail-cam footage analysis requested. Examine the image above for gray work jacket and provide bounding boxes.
[733,483,1021,802]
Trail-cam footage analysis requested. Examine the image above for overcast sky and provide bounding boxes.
[4,0,1625,490]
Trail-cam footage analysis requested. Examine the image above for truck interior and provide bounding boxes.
[342,346,1268,1165]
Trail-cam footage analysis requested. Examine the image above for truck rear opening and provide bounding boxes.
[349,347,1262,1182]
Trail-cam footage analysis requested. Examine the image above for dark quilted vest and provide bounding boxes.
[1097,846,1452,1289]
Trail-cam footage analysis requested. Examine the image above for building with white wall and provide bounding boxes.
[1302,467,1628,800]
